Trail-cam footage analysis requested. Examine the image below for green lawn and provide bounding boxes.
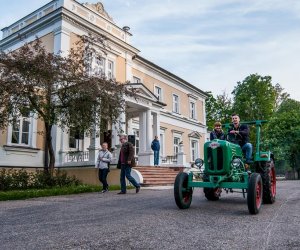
[0,185,123,201]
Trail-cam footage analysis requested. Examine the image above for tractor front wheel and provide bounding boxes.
[247,173,263,214]
[204,188,221,201]
[174,172,193,209]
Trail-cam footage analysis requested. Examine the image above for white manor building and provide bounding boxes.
[0,0,208,169]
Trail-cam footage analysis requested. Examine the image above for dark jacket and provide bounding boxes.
[151,139,160,151]
[210,130,226,140]
[228,124,249,147]
[117,142,136,168]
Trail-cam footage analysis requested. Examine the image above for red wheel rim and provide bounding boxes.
[256,180,262,207]
[270,168,276,197]
[183,192,190,202]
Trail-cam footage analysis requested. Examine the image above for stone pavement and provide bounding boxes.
[0,180,299,250]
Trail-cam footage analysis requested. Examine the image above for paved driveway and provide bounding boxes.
[0,180,299,250]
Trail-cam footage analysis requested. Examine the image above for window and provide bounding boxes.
[86,53,115,78]
[69,129,76,149]
[85,52,93,75]
[190,101,196,119]
[11,116,30,145]
[191,140,199,161]
[173,137,180,155]
[173,94,179,113]
[69,128,84,150]
[7,113,37,149]
[154,86,162,101]
[107,60,114,79]
[94,57,105,76]
[133,76,141,83]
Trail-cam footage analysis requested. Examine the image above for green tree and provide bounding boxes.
[264,99,300,178]
[231,74,288,121]
[205,91,233,130]
[0,34,135,173]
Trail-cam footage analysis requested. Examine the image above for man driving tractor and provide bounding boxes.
[228,113,253,164]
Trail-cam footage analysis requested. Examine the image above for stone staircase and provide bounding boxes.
[135,166,183,186]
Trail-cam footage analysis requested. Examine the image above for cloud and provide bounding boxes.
[1,0,299,101]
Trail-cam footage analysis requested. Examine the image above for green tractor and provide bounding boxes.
[174,120,276,214]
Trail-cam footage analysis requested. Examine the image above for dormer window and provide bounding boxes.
[154,86,162,101]
[133,76,141,83]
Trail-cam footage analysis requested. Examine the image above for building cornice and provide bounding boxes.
[1,4,140,56]
[133,55,209,99]
[161,110,206,129]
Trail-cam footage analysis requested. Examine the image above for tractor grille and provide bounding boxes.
[207,146,224,172]
[217,147,223,170]
[208,147,213,171]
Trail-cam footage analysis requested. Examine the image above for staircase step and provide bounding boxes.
[135,166,182,186]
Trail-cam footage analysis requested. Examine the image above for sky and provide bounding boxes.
[1,0,300,101]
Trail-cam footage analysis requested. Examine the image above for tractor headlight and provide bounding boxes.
[194,158,204,168]
[231,158,242,168]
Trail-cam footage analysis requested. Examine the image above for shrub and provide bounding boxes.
[55,170,81,187]
[0,169,13,191]
[10,169,31,189]
[0,169,81,191]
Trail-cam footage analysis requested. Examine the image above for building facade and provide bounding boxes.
[0,0,208,168]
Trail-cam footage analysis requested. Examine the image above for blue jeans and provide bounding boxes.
[120,164,140,193]
[242,143,253,162]
[98,168,109,190]
[154,151,159,165]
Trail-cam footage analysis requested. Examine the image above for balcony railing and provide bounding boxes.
[65,151,89,163]
[161,155,178,164]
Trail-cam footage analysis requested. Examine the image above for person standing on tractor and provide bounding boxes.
[228,113,253,164]
[210,121,226,140]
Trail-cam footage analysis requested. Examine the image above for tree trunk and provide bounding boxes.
[45,123,55,176]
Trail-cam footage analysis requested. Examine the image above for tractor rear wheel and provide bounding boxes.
[203,188,221,201]
[260,159,276,204]
[174,172,193,209]
[247,173,263,214]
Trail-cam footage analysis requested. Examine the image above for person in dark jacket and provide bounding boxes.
[210,122,226,140]
[117,135,140,194]
[228,113,253,164]
[151,135,160,166]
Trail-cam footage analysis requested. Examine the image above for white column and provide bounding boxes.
[58,129,69,165]
[120,112,126,135]
[110,112,126,164]
[111,111,126,148]
[146,109,153,152]
[177,143,187,167]
[111,122,119,150]
[153,112,160,138]
[52,26,70,166]
[138,110,154,166]
[138,111,146,153]
[127,118,133,135]
[88,124,100,164]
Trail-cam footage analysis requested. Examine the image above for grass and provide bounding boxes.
[0,184,123,201]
